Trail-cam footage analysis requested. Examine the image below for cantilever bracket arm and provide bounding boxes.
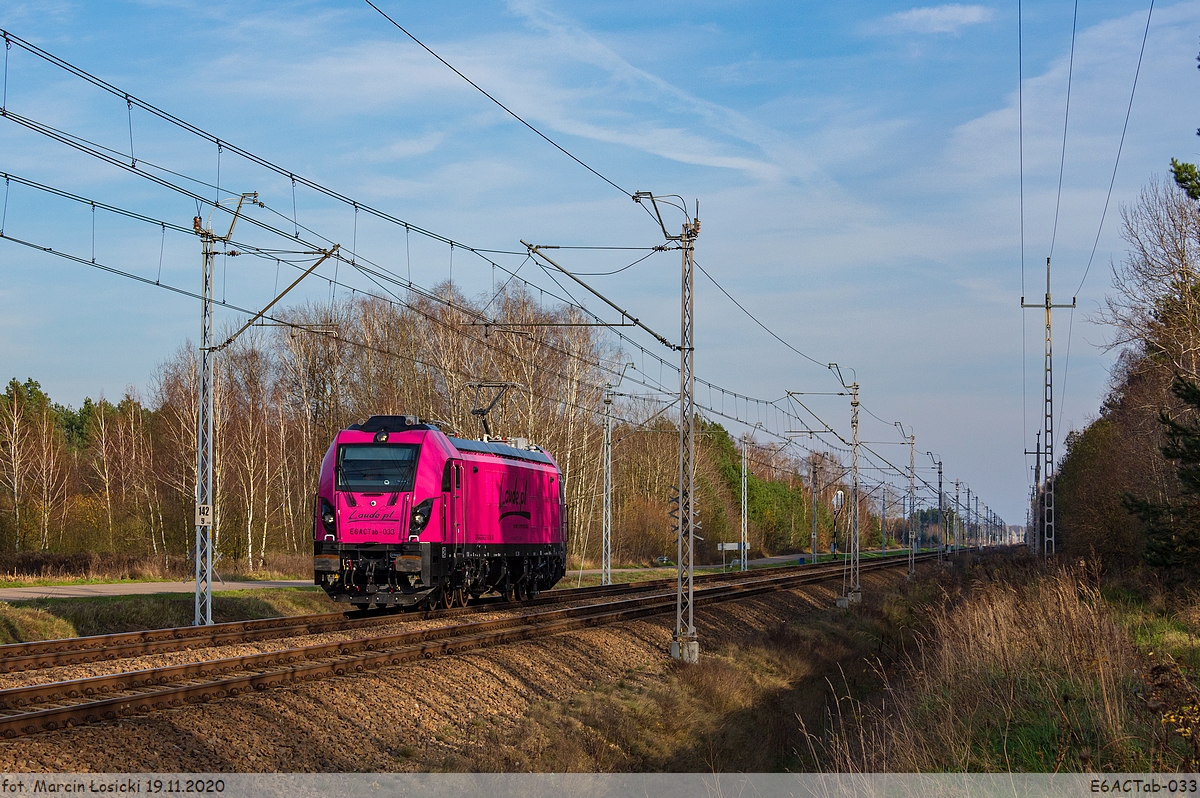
[522,241,678,351]
[210,245,340,352]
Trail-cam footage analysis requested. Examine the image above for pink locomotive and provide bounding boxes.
[313,415,567,609]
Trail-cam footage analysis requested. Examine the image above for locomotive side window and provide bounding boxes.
[337,444,419,492]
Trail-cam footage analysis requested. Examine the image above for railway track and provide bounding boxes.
[0,553,910,674]
[0,553,935,739]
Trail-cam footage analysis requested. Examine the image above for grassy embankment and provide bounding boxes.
[447,552,1200,772]
[447,566,930,771]
[12,548,1190,773]
[812,557,1200,771]
[0,588,338,643]
[0,551,328,643]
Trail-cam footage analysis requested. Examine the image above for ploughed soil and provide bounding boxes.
[0,569,911,772]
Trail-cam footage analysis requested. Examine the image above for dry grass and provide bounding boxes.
[811,564,1154,772]
[220,551,312,580]
[0,550,313,586]
[0,603,76,643]
[0,586,336,642]
[0,552,189,585]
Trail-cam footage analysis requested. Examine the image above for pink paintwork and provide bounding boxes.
[314,427,565,548]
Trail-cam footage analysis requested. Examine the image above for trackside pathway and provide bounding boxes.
[0,580,313,601]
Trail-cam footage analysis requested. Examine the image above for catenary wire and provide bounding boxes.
[0,230,662,430]
[361,0,632,198]
[0,30,954,499]
[0,34,887,446]
[693,259,829,371]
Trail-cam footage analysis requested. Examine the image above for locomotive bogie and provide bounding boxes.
[313,415,567,608]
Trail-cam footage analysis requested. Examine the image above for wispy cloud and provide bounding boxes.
[870,4,995,36]
[501,0,814,182]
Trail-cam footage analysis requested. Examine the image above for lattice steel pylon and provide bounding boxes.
[965,485,972,549]
[1022,257,1073,557]
[907,434,915,576]
[954,479,961,553]
[740,435,748,572]
[631,192,699,661]
[673,216,701,662]
[194,224,216,627]
[848,381,861,603]
[192,192,258,626]
[601,385,613,586]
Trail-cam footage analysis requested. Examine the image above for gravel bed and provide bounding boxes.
[0,595,666,691]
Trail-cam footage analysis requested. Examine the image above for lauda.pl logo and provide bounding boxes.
[498,479,530,521]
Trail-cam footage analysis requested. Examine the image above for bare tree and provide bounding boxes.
[29,403,69,551]
[1100,176,1200,378]
[0,379,31,551]
[86,397,117,550]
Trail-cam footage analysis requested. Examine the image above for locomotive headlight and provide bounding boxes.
[411,498,434,533]
[320,497,337,535]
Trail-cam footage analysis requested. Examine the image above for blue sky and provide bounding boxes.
[0,0,1196,523]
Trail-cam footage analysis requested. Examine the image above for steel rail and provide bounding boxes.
[0,554,935,738]
[0,554,905,673]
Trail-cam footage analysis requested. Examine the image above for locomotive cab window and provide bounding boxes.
[337,444,419,492]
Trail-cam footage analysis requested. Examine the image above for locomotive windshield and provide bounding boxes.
[337,444,419,492]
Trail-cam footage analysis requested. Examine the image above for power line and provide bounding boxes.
[0,167,687,414]
[0,82,678,397]
[1073,0,1155,297]
[9,112,936,507]
[1059,0,1155,436]
[1048,0,1080,261]
[361,0,632,198]
[0,28,563,262]
[1019,0,1028,477]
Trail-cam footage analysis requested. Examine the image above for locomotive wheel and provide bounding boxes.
[437,587,454,610]
[453,587,467,607]
[501,583,515,602]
